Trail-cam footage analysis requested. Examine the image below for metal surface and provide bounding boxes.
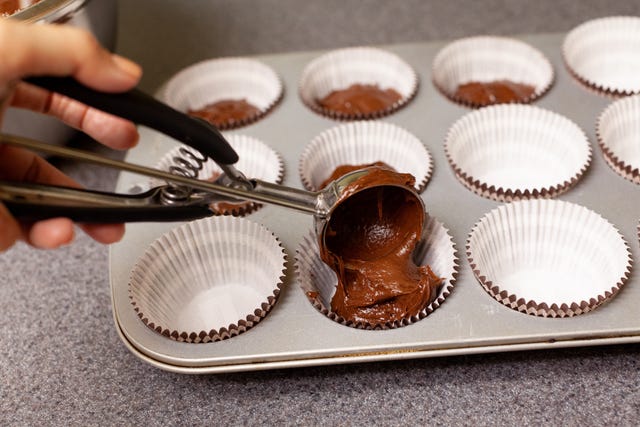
[11,0,86,23]
[109,33,640,373]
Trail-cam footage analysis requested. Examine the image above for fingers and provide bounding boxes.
[10,83,139,150]
[0,21,140,251]
[80,223,125,244]
[0,20,141,91]
[0,145,126,251]
[26,218,75,249]
[0,215,124,251]
[27,221,125,248]
[0,203,76,251]
[0,20,142,150]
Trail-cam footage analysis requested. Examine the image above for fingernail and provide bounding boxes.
[111,54,142,80]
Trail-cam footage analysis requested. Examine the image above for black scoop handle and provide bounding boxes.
[0,181,215,223]
[4,201,213,223]
[24,76,239,165]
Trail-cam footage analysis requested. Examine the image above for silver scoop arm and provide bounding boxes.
[0,134,333,222]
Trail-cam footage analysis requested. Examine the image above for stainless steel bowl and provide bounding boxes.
[4,0,117,146]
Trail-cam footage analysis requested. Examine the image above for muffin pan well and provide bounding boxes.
[110,32,640,373]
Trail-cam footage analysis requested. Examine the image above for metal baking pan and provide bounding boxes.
[109,32,640,374]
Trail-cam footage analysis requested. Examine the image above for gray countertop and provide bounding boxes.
[2,0,640,425]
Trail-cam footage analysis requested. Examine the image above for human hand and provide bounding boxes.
[0,20,142,251]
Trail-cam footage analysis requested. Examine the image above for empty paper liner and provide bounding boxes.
[432,36,554,108]
[295,214,458,330]
[563,16,640,96]
[445,104,591,201]
[160,57,283,130]
[129,216,286,343]
[596,94,640,185]
[153,134,284,216]
[298,46,418,120]
[298,120,433,192]
[467,199,632,318]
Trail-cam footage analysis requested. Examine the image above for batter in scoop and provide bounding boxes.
[319,166,441,325]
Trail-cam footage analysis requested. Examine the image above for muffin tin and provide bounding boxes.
[109,32,640,373]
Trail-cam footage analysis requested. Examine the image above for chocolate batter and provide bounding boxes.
[454,80,536,106]
[319,166,441,325]
[189,99,261,129]
[317,84,402,115]
[0,0,20,15]
[319,161,392,190]
[207,171,257,215]
[0,0,39,16]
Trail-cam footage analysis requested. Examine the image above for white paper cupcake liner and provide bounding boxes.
[294,214,458,330]
[160,57,283,130]
[298,121,433,192]
[563,16,640,96]
[596,94,640,185]
[298,47,418,120]
[129,216,287,343]
[152,134,284,216]
[467,199,632,318]
[432,36,554,108]
[445,104,591,201]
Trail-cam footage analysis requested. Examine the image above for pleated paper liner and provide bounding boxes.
[152,134,284,216]
[298,46,418,121]
[294,214,458,330]
[445,104,591,202]
[432,36,554,108]
[160,57,284,130]
[298,121,433,193]
[596,94,640,185]
[129,216,287,343]
[563,16,640,97]
[467,199,632,318]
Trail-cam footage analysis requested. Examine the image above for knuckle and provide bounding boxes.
[0,26,24,79]
[71,27,101,56]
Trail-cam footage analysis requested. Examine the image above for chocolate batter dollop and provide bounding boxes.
[189,99,261,129]
[319,161,392,190]
[454,80,536,106]
[317,84,402,115]
[206,171,258,215]
[319,166,441,325]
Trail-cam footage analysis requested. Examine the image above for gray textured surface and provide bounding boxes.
[2,0,640,425]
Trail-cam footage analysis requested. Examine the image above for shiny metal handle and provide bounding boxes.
[249,179,330,216]
[0,134,325,216]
